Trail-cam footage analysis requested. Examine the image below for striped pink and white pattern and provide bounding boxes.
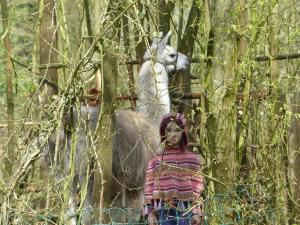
[144,148,204,205]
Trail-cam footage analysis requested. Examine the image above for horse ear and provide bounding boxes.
[150,38,160,49]
[161,31,172,45]
[144,32,169,59]
[150,32,164,48]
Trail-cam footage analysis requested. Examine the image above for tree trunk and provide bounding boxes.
[56,0,84,87]
[92,52,117,224]
[88,1,120,222]
[173,0,201,141]
[268,4,288,224]
[158,0,174,34]
[199,1,219,224]
[39,0,58,100]
[235,0,250,181]
[1,2,14,223]
[1,0,14,179]
[210,0,238,194]
[287,94,300,221]
[178,0,200,57]
[38,0,58,213]
[123,12,136,110]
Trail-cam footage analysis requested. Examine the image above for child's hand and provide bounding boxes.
[147,210,158,225]
[191,215,202,225]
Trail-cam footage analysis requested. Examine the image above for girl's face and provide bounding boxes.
[165,121,183,147]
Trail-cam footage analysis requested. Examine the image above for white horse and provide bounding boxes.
[111,31,190,222]
[45,31,190,224]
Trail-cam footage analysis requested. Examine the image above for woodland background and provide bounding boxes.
[0,0,300,224]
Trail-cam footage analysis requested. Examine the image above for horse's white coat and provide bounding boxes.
[46,31,190,224]
[136,31,190,124]
[112,31,190,222]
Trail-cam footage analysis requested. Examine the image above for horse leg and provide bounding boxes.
[108,183,127,223]
[126,190,144,224]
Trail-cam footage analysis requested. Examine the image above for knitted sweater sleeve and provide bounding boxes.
[190,154,204,216]
[144,157,155,203]
[143,157,156,216]
[191,156,204,196]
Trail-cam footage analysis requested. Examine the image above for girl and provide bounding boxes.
[143,113,204,225]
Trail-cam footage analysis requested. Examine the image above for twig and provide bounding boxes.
[254,52,300,61]
[125,52,300,65]
[0,121,37,128]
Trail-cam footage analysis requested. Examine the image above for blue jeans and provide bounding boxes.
[158,208,192,225]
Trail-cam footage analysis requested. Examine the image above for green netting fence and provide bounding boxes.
[8,186,283,225]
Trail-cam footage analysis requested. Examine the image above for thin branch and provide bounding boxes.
[125,52,300,65]
[254,52,300,61]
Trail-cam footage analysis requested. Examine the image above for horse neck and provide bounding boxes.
[136,61,171,125]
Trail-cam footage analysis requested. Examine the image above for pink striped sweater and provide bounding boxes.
[144,147,204,213]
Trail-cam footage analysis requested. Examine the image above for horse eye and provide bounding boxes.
[170,54,176,58]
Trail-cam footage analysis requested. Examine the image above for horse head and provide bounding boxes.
[143,31,190,74]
